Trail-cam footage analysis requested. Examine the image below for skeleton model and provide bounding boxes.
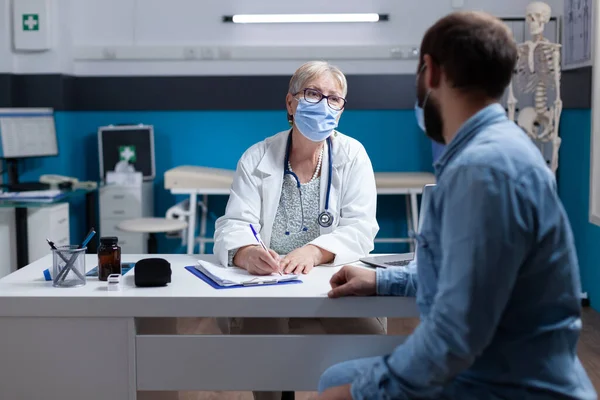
[507,2,562,173]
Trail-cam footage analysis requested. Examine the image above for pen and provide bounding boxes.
[52,228,97,282]
[59,228,96,282]
[47,238,86,282]
[249,224,282,276]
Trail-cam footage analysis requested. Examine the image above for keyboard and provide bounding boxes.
[384,259,412,267]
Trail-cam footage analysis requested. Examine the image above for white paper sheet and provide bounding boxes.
[194,260,298,287]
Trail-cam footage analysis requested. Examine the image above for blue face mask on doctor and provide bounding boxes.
[294,98,340,142]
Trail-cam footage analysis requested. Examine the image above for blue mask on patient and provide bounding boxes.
[414,101,426,132]
[294,99,340,142]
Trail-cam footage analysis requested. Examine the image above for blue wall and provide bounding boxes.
[557,109,600,310]
[17,110,433,254]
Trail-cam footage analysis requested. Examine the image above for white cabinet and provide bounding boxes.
[28,203,70,261]
[99,182,153,254]
[0,210,17,279]
[0,203,70,278]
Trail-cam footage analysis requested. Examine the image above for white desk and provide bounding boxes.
[170,171,436,254]
[0,254,418,399]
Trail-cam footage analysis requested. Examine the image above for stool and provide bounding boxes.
[117,218,188,254]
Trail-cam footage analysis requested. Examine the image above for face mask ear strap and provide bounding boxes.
[422,89,432,110]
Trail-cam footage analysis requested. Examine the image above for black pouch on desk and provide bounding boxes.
[134,258,172,287]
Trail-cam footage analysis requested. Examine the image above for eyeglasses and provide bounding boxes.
[295,88,347,111]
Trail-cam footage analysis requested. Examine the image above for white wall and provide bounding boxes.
[2,0,564,76]
[0,0,14,73]
[0,0,73,74]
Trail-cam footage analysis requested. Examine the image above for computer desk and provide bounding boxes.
[0,254,418,399]
[0,188,98,269]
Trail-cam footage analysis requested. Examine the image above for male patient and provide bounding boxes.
[318,11,597,400]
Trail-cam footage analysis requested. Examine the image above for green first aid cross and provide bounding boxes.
[22,14,39,31]
[119,146,137,162]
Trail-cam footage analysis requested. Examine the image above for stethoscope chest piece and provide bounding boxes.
[318,211,334,228]
[284,131,335,232]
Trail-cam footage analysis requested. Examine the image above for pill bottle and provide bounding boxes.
[98,237,121,281]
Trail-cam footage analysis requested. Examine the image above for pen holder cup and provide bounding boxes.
[52,246,87,288]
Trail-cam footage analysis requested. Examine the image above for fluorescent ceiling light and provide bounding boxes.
[224,13,388,24]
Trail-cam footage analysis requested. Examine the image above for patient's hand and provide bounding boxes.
[233,245,281,276]
[328,266,376,298]
[280,244,327,274]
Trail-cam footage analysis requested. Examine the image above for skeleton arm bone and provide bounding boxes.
[552,46,563,131]
[507,79,518,122]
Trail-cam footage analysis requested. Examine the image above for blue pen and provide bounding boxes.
[249,224,282,275]
[79,229,97,248]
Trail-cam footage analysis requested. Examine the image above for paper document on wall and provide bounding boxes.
[194,260,299,287]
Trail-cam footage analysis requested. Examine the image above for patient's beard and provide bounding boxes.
[424,96,445,145]
[417,84,445,145]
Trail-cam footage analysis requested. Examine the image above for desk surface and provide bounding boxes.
[0,254,418,319]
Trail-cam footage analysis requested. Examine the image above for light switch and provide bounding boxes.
[452,0,465,8]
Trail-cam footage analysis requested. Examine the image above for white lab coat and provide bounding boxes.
[214,130,379,267]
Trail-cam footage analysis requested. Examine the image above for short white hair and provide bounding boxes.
[288,61,348,97]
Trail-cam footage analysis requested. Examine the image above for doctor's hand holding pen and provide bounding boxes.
[233,245,282,276]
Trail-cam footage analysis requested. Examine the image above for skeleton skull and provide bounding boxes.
[526,2,552,36]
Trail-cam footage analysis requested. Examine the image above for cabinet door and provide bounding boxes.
[48,204,70,242]
[28,204,70,263]
[0,210,16,277]
[100,186,143,219]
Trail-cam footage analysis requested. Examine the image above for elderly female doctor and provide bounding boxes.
[214,61,379,274]
[213,61,384,400]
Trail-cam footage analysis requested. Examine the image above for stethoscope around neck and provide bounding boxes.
[283,130,334,235]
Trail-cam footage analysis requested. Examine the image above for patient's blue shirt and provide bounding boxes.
[356,104,596,400]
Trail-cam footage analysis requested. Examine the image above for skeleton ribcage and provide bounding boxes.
[514,44,557,95]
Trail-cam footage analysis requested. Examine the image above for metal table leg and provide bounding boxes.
[7,159,29,269]
[199,194,208,254]
[86,191,98,254]
[410,192,419,232]
[15,207,28,269]
[405,196,415,253]
[408,192,420,252]
[186,192,197,255]
[148,233,158,254]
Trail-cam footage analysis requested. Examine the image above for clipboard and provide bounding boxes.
[185,266,303,289]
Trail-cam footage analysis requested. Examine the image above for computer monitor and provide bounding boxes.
[98,124,155,181]
[0,108,58,159]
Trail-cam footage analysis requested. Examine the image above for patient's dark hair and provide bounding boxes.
[418,11,518,99]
